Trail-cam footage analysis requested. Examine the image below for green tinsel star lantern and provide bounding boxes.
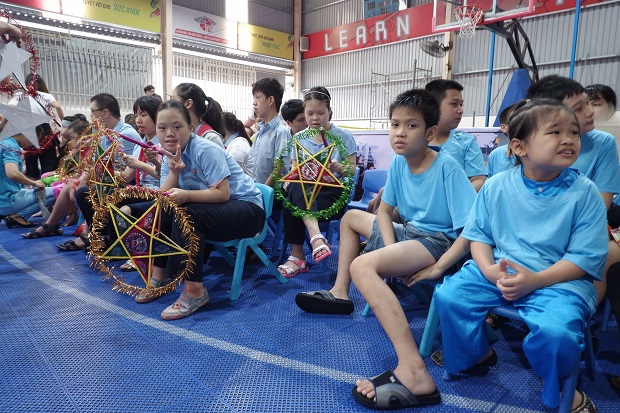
[273,127,354,220]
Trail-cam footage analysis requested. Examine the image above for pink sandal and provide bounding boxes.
[310,234,332,263]
[278,255,309,278]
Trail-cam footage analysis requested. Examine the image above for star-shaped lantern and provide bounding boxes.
[0,97,53,147]
[0,41,31,87]
[280,140,344,210]
[88,141,123,205]
[103,201,187,286]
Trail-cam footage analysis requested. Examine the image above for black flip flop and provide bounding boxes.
[295,290,354,314]
[352,370,441,410]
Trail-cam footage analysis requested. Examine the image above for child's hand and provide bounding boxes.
[167,145,185,173]
[481,258,509,284]
[404,263,444,286]
[496,259,538,301]
[144,147,160,163]
[328,160,339,174]
[123,155,138,168]
[166,188,188,204]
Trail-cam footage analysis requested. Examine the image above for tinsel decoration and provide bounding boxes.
[89,186,199,299]
[22,130,58,156]
[0,13,39,96]
[56,132,96,180]
[272,127,354,220]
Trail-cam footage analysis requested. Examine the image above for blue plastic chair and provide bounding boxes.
[600,297,613,333]
[420,295,595,413]
[347,169,388,211]
[204,184,287,301]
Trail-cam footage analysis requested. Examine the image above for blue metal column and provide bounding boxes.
[485,32,496,127]
[569,0,582,79]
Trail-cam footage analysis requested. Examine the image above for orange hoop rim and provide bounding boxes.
[454,5,484,22]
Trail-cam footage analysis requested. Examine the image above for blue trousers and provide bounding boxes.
[434,261,591,408]
[0,187,54,219]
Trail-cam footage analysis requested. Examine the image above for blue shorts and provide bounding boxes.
[364,216,454,262]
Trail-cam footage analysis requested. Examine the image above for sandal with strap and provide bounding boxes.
[21,223,64,239]
[310,234,332,263]
[278,255,309,278]
[57,235,91,252]
[572,390,597,413]
[120,259,137,272]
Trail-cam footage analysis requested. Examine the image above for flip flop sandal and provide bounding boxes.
[295,290,354,314]
[431,349,497,368]
[57,235,91,252]
[277,255,309,278]
[310,234,332,263]
[351,370,441,410]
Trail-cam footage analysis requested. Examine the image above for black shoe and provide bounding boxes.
[5,216,36,228]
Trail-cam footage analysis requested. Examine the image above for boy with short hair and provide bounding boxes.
[296,89,475,326]
[487,103,516,177]
[526,74,620,209]
[280,98,308,135]
[329,89,474,408]
[249,78,291,186]
[425,79,487,191]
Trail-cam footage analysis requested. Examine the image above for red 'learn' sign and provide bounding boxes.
[302,5,434,59]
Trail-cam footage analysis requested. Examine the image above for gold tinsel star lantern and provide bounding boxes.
[280,140,344,210]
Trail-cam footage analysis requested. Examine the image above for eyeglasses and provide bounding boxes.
[91,108,105,114]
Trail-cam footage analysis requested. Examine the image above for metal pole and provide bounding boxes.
[569,0,582,79]
[485,32,496,127]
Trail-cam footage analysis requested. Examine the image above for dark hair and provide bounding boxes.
[26,74,50,94]
[424,79,464,104]
[280,99,304,122]
[526,75,584,102]
[585,84,617,109]
[68,120,90,136]
[508,98,578,166]
[304,86,333,120]
[144,85,154,93]
[389,89,440,129]
[73,113,87,122]
[133,95,163,126]
[498,104,515,125]
[252,78,285,112]
[222,112,252,146]
[173,83,224,136]
[158,99,192,127]
[90,93,121,118]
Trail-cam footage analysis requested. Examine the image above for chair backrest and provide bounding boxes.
[360,169,388,203]
[254,183,274,243]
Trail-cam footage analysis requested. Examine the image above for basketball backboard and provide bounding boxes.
[433,0,535,33]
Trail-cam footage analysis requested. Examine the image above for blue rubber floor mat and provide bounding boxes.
[0,221,618,412]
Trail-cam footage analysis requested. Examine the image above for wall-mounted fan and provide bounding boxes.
[420,40,452,58]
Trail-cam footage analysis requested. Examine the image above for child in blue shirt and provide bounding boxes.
[486,104,516,177]
[0,134,55,227]
[425,79,487,191]
[433,99,607,411]
[141,100,264,320]
[314,89,474,409]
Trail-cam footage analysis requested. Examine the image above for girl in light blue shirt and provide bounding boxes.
[434,99,607,411]
[143,100,264,320]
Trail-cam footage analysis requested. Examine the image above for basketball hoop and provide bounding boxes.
[454,5,484,39]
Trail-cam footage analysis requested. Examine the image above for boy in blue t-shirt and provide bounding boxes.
[296,89,476,409]
[425,79,487,191]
